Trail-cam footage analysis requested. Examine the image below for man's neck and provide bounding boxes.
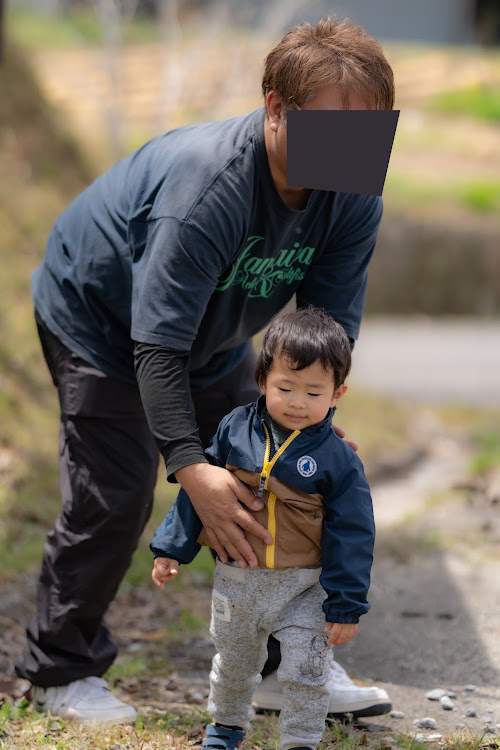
[281,185,312,211]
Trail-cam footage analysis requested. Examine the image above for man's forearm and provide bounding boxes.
[134,342,208,481]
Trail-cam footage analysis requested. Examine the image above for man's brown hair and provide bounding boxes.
[262,17,395,111]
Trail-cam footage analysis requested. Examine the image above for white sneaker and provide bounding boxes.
[253,661,392,717]
[32,676,138,725]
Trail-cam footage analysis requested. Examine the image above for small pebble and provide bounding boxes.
[464,684,477,692]
[126,642,142,653]
[440,696,455,711]
[487,708,494,714]
[360,723,385,733]
[482,715,494,724]
[485,726,496,735]
[426,689,447,701]
[414,733,444,743]
[414,718,438,729]
[390,711,406,719]
[184,689,204,704]
[465,708,477,717]
[448,691,457,698]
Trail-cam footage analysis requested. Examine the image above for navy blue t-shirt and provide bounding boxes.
[32,108,382,387]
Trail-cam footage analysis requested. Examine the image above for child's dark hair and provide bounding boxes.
[255,307,351,388]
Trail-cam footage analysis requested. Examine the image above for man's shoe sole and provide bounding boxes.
[64,709,137,725]
[253,694,392,718]
[329,701,392,718]
[252,670,392,718]
[34,706,137,726]
[254,702,392,718]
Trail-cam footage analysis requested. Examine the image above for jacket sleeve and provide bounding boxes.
[320,452,375,623]
[204,409,233,467]
[150,487,203,564]
[149,411,233,563]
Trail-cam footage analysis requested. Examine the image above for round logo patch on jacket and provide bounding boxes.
[297,455,317,477]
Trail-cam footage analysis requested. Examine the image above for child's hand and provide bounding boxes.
[152,557,179,589]
[325,622,358,645]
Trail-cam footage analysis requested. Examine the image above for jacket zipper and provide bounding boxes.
[258,423,300,568]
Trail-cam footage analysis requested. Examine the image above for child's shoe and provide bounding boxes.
[202,722,245,749]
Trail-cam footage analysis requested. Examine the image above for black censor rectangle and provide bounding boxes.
[287,110,399,196]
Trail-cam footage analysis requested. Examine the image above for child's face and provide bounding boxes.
[260,354,346,431]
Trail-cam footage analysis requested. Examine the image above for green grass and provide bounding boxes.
[457,180,500,212]
[0,702,209,749]
[470,428,500,474]
[433,84,500,123]
[385,173,500,216]
[6,5,163,50]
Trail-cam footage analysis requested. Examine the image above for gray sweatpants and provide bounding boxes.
[208,561,334,750]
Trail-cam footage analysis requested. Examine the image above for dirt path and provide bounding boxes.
[346,461,500,739]
[350,318,500,407]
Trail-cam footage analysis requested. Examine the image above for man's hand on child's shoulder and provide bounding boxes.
[324,621,358,645]
[152,557,179,589]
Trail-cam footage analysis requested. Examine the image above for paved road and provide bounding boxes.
[349,317,500,406]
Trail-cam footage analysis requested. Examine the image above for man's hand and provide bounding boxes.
[332,423,358,452]
[175,463,273,569]
[152,557,179,589]
[324,621,358,645]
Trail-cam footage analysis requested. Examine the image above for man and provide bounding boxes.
[17,17,394,724]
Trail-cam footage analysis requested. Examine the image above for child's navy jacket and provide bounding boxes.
[151,396,375,624]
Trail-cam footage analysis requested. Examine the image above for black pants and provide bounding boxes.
[16,322,269,687]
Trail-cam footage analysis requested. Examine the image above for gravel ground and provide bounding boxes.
[342,425,500,740]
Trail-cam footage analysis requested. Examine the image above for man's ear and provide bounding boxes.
[331,384,347,407]
[266,91,284,133]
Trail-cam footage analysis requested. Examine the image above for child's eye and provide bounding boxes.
[279,388,291,393]
[308,393,320,397]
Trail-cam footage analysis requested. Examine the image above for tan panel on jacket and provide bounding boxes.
[197,466,324,569]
